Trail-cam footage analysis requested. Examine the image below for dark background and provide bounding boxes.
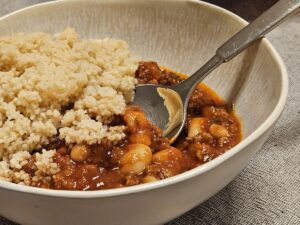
[205,0,279,21]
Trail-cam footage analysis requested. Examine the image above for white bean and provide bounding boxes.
[129,133,151,146]
[143,175,158,183]
[152,148,183,163]
[188,117,207,138]
[120,144,152,175]
[209,124,229,138]
[124,107,148,130]
[70,144,91,162]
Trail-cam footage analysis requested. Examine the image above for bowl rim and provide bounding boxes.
[0,0,288,198]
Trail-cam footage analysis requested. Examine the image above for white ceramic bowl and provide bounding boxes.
[0,1,288,225]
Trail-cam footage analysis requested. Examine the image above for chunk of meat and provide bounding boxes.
[135,61,162,84]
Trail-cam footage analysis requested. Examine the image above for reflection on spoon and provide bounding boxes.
[157,87,183,138]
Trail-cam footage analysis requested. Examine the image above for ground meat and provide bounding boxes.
[135,61,162,84]
[22,157,37,176]
[188,89,216,116]
[159,71,183,85]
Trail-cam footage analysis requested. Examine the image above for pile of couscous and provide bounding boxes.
[0,28,138,185]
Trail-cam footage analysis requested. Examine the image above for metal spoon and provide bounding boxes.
[133,0,300,143]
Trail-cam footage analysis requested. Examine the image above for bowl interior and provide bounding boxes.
[0,0,283,142]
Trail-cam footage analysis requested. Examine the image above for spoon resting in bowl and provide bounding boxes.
[133,0,300,143]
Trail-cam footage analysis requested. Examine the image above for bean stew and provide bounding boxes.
[26,61,242,190]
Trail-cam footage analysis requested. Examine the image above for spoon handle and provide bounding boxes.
[217,0,300,61]
[176,0,300,100]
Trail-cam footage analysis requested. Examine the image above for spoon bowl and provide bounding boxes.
[133,84,171,132]
[133,84,185,142]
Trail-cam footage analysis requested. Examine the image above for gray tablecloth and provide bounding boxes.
[1,1,299,225]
